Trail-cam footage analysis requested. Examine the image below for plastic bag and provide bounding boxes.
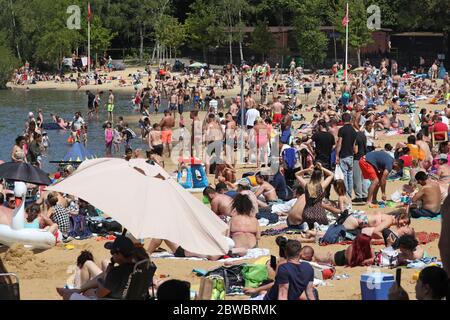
[242,265,269,288]
[334,165,345,180]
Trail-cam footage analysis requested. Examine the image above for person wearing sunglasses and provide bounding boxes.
[57,236,144,300]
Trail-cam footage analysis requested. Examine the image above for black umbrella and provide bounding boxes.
[0,162,52,186]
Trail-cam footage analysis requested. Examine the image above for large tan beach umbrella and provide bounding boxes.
[46,158,229,256]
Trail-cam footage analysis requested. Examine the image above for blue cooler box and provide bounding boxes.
[360,273,395,300]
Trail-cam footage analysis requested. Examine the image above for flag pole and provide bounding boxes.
[344,2,349,83]
[88,1,91,74]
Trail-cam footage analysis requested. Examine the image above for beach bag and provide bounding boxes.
[205,265,245,294]
[242,265,269,288]
[374,247,399,267]
[334,165,345,180]
[68,215,92,238]
[198,276,226,300]
[87,217,122,235]
[319,223,346,244]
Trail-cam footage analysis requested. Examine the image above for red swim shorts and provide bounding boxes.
[161,130,172,144]
[273,113,283,124]
[359,157,381,181]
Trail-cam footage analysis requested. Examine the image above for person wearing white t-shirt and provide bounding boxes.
[199,68,205,78]
[246,106,260,129]
[209,98,218,114]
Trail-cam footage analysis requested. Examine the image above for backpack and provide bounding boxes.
[205,265,245,294]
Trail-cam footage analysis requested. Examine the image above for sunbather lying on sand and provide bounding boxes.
[342,208,411,239]
[313,234,375,267]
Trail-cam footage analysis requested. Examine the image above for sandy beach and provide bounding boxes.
[1,68,446,300]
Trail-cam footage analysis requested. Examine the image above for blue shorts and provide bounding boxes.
[169,103,177,111]
[410,207,440,219]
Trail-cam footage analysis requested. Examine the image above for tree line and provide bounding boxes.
[0,0,447,87]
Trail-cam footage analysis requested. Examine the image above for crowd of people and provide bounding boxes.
[1,54,450,301]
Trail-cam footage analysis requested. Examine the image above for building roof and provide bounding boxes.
[391,32,444,37]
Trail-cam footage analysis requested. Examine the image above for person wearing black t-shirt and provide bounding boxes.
[264,240,315,300]
[353,131,369,202]
[57,236,143,300]
[311,119,335,198]
[86,90,96,118]
[336,113,357,198]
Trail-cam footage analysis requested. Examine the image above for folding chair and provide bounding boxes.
[431,131,449,146]
[0,273,20,300]
[120,259,157,300]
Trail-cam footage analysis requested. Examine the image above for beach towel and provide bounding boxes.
[319,239,385,246]
[406,257,440,269]
[217,249,270,263]
[151,248,270,263]
[415,232,440,244]
[416,215,442,221]
[151,252,207,261]
[261,227,303,236]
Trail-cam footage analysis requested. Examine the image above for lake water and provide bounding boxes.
[0,89,155,172]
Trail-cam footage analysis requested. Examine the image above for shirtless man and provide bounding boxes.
[159,110,175,157]
[409,171,442,218]
[107,90,115,123]
[203,186,233,217]
[272,97,284,125]
[415,132,433,169]
[169,91,178,121]
[190,110,203,158]
[204,114,224,174]
[280,109,292,145]
[229,99,238,117]
[149,123,163,157]
[224,112,236,166]
[375,113,390,131]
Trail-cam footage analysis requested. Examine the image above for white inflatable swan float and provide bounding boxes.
[0,182,58,250]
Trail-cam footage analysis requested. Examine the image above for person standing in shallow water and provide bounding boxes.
[107,90,115,123]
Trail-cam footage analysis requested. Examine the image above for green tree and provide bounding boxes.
[294,0,328,68]
[330,0,373,67]
[0,32,18,88]
[154,15,186,58]
[250,20,274,62]
[88,16,117,64]
[185,0,224,62]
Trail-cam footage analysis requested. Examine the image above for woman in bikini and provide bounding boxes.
[295,163,334,228]
[228,194,260,255]
[342,208,411,240]
[254,173,279,204]
[314,233,375,267]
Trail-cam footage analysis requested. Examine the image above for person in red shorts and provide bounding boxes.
[359,151,404,206]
